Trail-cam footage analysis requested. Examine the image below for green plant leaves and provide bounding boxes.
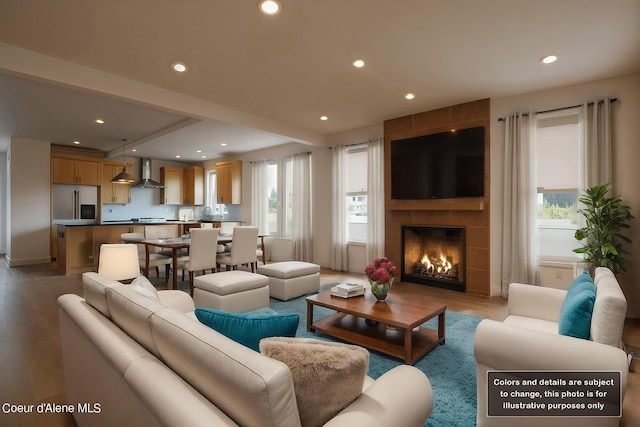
[573,183,633,273]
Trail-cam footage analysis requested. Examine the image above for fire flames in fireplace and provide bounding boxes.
[417,251,459,280]
[401,225,465,291]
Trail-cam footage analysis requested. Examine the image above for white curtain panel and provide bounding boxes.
[292,153,312,261]
[502,112,538,297]
[366,138,385,261]
[331,145,348,271]
[251,161,269,235]
[581,97,613,190]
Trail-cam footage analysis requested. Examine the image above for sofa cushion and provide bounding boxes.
[82,272,123,319]
[195,307,299,351]
[503,315,559,335]
[558,271,596,339]
[150,308,302,427]
[129,275,161,302]
[260,337,368,427]
[107,284,167,357]
[591,267,627,348]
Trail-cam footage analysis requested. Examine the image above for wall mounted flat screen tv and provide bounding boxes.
[391,126,485,199]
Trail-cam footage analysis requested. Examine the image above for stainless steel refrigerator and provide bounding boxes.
[52,184,98,222]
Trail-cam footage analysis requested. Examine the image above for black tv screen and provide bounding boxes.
[391,126,485,199]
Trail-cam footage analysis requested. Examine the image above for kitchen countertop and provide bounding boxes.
[53,219,99,226]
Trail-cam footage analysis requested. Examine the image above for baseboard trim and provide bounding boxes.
[6,256,52,267]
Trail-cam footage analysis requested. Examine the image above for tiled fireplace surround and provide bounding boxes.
[384,98,490,295]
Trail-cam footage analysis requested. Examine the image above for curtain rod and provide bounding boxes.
[329,137,382,149]
[248,151,311,164]
[496,98,618,122]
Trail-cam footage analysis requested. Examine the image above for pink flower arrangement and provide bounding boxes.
[365,257,398,284]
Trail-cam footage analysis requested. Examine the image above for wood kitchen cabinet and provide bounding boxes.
[183,166,204,205]
[57,225,95,275]
[101,162,132,204]
[215,160,242,204]
[58,224,147,274]
[161,167,183,204]
[52,157,101,185]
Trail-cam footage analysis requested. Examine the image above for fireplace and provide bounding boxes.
[401,225,466,292]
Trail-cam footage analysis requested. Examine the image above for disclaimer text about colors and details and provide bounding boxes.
[487,371,621,417]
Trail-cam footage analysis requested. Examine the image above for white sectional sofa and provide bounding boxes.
[58,272,433,427]
[474,267,629,427]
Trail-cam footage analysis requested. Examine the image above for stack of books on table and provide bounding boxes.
[331,283,365,298]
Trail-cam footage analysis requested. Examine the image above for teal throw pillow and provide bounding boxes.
[195,307,299,351]
[558,271,596,339]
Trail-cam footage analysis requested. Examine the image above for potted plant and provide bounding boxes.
[573,183,633,273]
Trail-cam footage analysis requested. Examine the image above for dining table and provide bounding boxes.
[143,234,267,290]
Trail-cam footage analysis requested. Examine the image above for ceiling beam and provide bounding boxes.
[104,117,202,159]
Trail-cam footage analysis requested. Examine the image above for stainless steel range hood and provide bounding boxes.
[132,158,164,188]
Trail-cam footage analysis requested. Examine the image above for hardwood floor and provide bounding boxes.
[0,259,638,426]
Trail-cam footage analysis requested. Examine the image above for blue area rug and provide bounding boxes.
[269,291,482,427]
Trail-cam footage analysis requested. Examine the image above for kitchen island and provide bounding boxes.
[53,221,242,275]
[55,222,173,275]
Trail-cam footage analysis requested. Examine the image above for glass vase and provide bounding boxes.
[370,277,394,302]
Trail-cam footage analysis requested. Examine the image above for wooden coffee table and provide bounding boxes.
[306,282,446,365]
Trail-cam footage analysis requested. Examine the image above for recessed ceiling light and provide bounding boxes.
[196,149,202,153]
[352,59,365,68]
[132,149,137,152]
[171,62,188,72]
[320,115,328,121]
[95,119,104,124]
[202,155,207,159]
[259,0,281,15]
[73,140,80,145]
[221,143,227,146]
[540,55,558,64]
[405,93,415,100]
[175,155,181,158]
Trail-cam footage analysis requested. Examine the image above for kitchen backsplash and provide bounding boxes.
[100,187,241,222]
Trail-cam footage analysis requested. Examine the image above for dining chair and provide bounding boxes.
[219,221,240,236]
[177,228,219,295]
[216,226,260,272]
[121,232,171,281]
[98,244,142,282]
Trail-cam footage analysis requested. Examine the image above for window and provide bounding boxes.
[535,110,580,259]
[344,146,368,243]
[261,158,294,238]
[346,194,367,241]
[206,171,226,215]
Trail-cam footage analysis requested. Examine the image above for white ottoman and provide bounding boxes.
[257,261,320,301]
[193,271,270,312]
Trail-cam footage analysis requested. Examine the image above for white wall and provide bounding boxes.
[7,138,51,266]
[491,72,640,317]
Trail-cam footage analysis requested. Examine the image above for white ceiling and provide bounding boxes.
[0,0,639,162]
